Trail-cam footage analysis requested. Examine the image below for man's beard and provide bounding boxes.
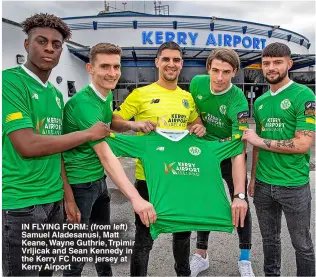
[264,70,288,85]
[163,72,178,82]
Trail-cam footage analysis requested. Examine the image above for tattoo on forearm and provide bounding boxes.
[296,130,314,137]
[276,139,295,149]
[263,139,272,148]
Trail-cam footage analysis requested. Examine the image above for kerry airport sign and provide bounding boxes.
[142,31,267,50]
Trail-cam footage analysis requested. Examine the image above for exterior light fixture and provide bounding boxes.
[16,54,25,64]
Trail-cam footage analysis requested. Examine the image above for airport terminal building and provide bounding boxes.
[3,11,315,114]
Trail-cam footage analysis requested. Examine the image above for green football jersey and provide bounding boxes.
[254,81,315,186]
[63,84,113,184]
[2,66,64,209]
[106,129,244,239]
[190,75,249,140]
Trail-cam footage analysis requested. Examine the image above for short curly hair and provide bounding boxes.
[21,13,71,41]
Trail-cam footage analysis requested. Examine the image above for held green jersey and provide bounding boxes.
[106,129,244,239]
[62,84,113,184]
[254,81,315,186]
[190,75,249,140]
[2,66,64,209]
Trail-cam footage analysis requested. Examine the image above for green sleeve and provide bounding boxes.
[105,133,148,159]
[227,92,249,138]
[72,102,104,147]
[294,87,315,131]
[2,72,33,134]
[213,139,244,162]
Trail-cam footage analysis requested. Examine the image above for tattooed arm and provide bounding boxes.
[242,129,315,154]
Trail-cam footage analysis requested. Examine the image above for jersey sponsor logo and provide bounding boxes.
[219,105,227,115]
[197,95,203,100]
[237,111,249,124]
[150,99,160,104]
[157,114,188,128]
[182,99,189,109]
[32,93,39,100]
[280,99,291,110]
[258,104,263,110]
[189,146,201,156]
[164,161,200,176]
[56,97,61,109]
[219,137,232,143]
[263,118,285,132]
[164,162,177,174]
[304,101,315,116]
[36,117,62,135]
[201,112,224,128]
[5,112,23,123]
[156,146,165,151]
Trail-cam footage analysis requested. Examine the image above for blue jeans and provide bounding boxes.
[63,176,112,277]
[254,179,315,277]
[197,157,252,250]
[2,200,63,276]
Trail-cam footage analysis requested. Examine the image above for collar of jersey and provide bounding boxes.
[89,83,109,101]
[154,82,180,92]
[21,65,48,88]
[270,80,294,96]
[210,82,232,96]
[156,128,189,142]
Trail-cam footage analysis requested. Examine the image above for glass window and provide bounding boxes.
[179,67,207,84]
[290,72,315,85]
[137,67,156,83]
[244,69,266,84]
[232,70,244,84]
[120,67,136,84]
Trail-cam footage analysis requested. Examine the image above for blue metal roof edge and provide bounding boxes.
[61,13,309,41]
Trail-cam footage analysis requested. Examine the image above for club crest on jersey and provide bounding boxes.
[280,99,291,110]
[182,99,189,109]
[56,97,61,109]
[219,105,227,115]
[189,146,201,156]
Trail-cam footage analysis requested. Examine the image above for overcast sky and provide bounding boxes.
[3,0,316,52]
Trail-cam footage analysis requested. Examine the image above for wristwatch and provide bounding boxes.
[234,193,246,200]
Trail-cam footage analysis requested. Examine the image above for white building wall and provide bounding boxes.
[2,21,89,103]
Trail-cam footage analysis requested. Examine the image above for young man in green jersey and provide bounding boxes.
[111,42,207,276]
[242,42,315,277]
[62,43,156,276]
[2,14,111,276]
[189,48,252,277]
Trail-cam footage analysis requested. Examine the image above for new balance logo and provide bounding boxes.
[156,146,165,151]
[258,105,263,110]
[32,93,39,100]
[150,99,160,104]
[197,95,203,100]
